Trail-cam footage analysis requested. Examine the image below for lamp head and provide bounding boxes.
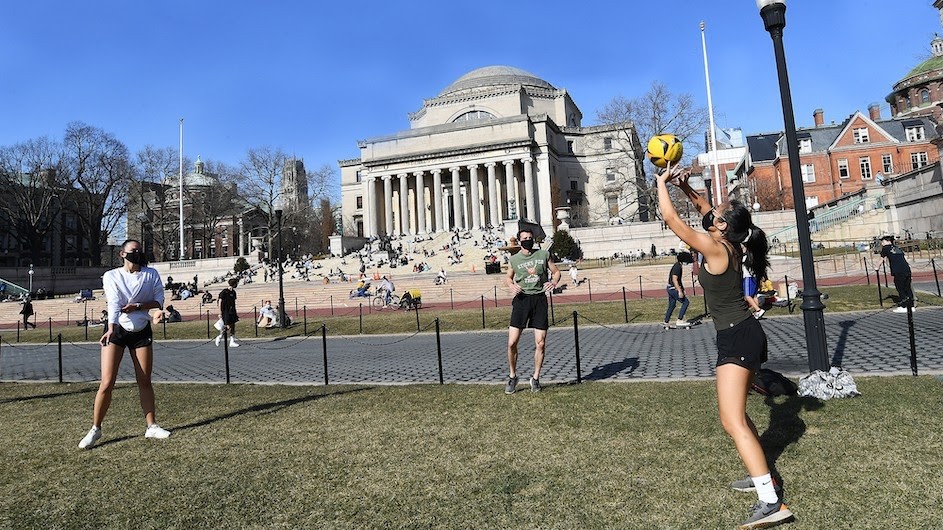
[757,0,786,31]
[755,0,784,9]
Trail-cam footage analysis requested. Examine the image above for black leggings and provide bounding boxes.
[894,274,914,308]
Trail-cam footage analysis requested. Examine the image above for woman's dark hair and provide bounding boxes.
[120,239,142,250]
[677,251,693,264]
[723,200,770,281]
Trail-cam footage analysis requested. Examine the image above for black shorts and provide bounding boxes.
[716,316,768,370]
[510,293,549,331]
[109,323,154,349]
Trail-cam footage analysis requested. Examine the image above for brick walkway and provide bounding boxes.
[2,306,941,386]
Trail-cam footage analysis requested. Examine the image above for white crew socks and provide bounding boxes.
[753,473,778,503]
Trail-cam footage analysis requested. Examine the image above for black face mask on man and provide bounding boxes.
[124,250,146,266]
[520,239,535,251]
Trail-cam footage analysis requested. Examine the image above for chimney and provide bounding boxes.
[813,108,824,127]
[868,102,881,121]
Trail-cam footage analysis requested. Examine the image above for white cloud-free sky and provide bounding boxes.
[2,0,938,169]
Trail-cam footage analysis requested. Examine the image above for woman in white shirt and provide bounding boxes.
[78,239,171,449]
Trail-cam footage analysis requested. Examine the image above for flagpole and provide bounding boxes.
[179,118,185,261]
[700,21,722,206]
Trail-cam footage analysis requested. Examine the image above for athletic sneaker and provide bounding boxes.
[529,377,541,393]
[229,337,240,348]
[738,499,794,529]
[214,334,223,346]
[754,309,766,320]
[892,306,915,313]
[145,424,171,439]
[78,426,101,449]
[505,376,519,394]
[676,319,691,327]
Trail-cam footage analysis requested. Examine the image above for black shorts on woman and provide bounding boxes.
[716,315,768,370]
[108,323,154,349]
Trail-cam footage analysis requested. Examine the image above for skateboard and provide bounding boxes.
[663,321,701,330]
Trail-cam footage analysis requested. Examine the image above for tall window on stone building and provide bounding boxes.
[905,125,925,142]
[567,141,574,153]
[356,196,363,209]
[882,154,893,173]
[911,152,929,170]
[607,195,619,217]
[838,159,849,179]
[801,164,815,183]
[606,168,616,182]
[853,128,870,144]
[604,137,613,150]
[859,157,872,180]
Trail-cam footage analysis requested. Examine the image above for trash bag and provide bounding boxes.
[798,367,861,400]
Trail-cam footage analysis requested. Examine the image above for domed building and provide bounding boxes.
[339,66,645,241]
[886,1,943,123]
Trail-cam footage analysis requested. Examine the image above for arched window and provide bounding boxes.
[921,88,931,104]
[452,110,496,123]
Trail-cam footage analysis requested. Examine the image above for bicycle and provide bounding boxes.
[371,288,400,310]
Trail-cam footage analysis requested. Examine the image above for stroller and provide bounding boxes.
[399,288,422,310]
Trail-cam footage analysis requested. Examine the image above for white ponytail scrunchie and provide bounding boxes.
[745,228,754,243]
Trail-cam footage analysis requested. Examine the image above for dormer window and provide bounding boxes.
[798,138,812,154]
[853,128,870,144]
[906,125,926,142]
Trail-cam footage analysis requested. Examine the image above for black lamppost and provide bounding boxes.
[757,0,829,372]
[275,203,287,328]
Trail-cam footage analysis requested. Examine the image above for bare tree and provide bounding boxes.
[596,82,709,220]
[61,122,133,266]
[0,137,65,264]
[237,146,292,256]
[133,145,182,261]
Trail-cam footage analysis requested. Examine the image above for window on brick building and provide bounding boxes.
[801,164,815,183]
[853,128,870,144]
[860,157,872,180]
[911,152,929,170]
[838,159,849,179]
[882,154,893,173]
[906,125,925,142]
[799,138,812,153]
[920,89,930,104]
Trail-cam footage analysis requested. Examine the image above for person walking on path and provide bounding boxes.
[78,239,171,449]
[19,296,35,329]
[880,235,914,313]
[216,278,240,347]
[656,166,793,530]
[664,251,693,328]
[504,228,561,394]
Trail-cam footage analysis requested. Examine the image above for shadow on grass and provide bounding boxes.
[760,394,824,481]
[0,385,98,405]
[91,387,375,449]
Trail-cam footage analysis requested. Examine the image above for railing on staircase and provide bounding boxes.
[766,195,883,244]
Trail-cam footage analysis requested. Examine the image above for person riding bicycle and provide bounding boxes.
[379,275,395,306]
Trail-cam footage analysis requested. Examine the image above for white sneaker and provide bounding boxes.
[78,426,101,449]
[754,309,766,319]
[892,306,909,313]
[145,424,171,439]
[675,319,691,327]
[214,334,222,346]
[229,338,240,348]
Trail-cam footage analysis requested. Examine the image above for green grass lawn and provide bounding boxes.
[20,285,943,343]
[1,377,941,529]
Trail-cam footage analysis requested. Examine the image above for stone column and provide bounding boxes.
[237,217,244,256]
[450,166,462,231]
[365,176,376,237]
[486,162,498,228]
[398,173,410,235]
[432,169,443,233]
[503,160,517,220]
[468,164,481,230]
[383,175,393,235]
[536,154,553,229]
[414,170,427,234]
[522,156,535,221]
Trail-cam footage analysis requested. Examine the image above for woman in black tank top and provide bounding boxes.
[656,167,793,528]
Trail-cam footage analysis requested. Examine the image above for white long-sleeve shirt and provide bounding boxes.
[102,266,164,332]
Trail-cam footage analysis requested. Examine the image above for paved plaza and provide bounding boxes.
[2,305,942,386]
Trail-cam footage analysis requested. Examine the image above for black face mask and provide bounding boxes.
[520,239,535,251]
[124,250,146,266]
[702,210,723,232]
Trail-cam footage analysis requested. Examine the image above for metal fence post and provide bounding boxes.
[48,317,52,342]
[304,306,308,335]
[572,311,582,384]
[223,328,231,384]
[359,303,363,334]
[932,258,941,297]
[622,286,628,323]
[639,276,643,299]
[206,310,211,339]
[480,295,486,329]
[587,278,592,302]
[321,323,329,385]
[435,318,443,385]
[875,269,884,307]
[254,305,259,337]
[57,333,63,383]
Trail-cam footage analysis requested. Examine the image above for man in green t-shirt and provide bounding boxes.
[503,228,561,394]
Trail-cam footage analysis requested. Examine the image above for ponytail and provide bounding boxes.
[722,201,770,281]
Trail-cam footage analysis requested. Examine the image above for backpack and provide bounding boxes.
[751,368,798,396]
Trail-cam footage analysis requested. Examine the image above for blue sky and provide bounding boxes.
[1,0,939,171]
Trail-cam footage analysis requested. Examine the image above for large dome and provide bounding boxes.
[438,66,555,97]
